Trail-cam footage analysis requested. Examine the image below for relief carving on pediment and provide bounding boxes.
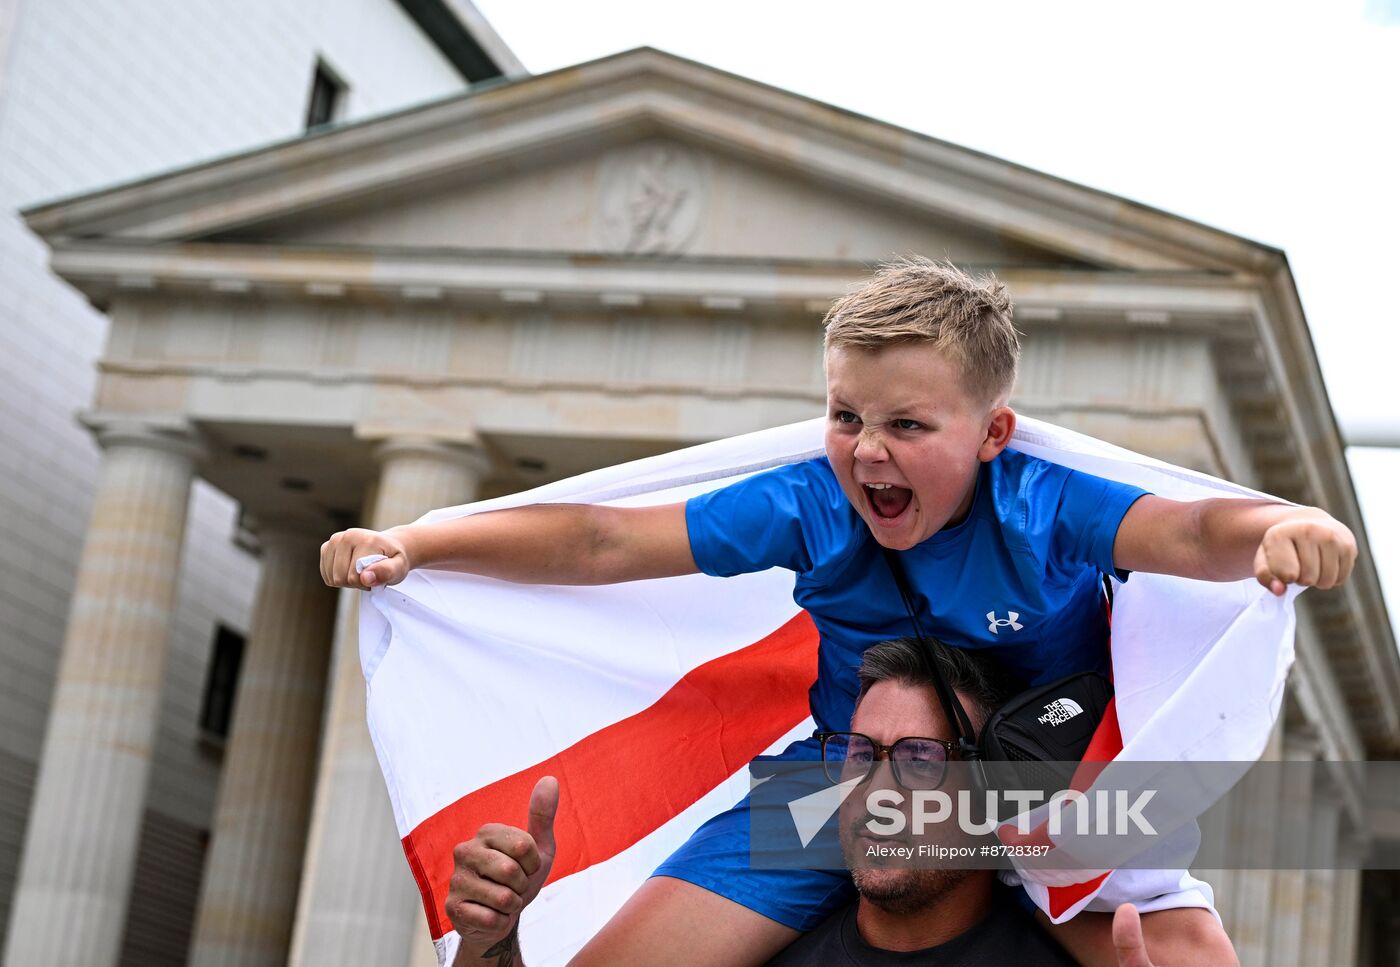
[596,144,706,255]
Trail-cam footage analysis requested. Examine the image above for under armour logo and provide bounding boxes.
[986,611,1023,634]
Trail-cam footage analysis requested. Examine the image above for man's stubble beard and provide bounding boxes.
[842,822,972,917]
[848,865,971,917]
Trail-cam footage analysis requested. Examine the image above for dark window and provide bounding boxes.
[199,625,246,741]
[305,61,346,130]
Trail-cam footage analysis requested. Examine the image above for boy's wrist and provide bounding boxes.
[385,524,417,571]
[1264,505,1335,535]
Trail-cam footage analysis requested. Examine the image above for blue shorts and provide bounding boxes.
[652,737,855,931]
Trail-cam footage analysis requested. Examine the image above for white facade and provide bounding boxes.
[0,1,518,961]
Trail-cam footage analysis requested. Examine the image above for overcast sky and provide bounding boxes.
[473,0,1400,641]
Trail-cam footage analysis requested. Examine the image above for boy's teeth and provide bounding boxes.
[866,483,892,490]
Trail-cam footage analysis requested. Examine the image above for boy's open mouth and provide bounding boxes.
[864,483,914,522]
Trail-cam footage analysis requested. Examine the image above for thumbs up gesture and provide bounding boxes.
[445,776,559,956]
[1113,904,1158,967]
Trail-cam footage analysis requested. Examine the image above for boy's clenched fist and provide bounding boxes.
[1254,512,1357,596]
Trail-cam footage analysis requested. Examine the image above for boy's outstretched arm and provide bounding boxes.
[319,502,697,590]
[1112,496,1357,595]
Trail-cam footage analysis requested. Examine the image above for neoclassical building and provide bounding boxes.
[0,2,522,965]
[13,48,1400,966]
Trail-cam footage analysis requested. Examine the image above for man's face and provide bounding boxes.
[824,343,1003,551]
[839,680,978,915]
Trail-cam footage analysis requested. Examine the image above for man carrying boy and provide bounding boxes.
[444,637,1082,966]
[321,257,1356,965]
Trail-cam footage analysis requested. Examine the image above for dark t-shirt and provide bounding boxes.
[764,889,1078,967]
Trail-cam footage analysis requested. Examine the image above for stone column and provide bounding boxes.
[1329,837,1364,966]
[187,523,339,967]
[1192,793,1235,938]
[1298,790,1340,967]
[288,436,490,967]
[2,422,204,967]
[1229,719,1285,967]
[408,917,440,967]
[1265,733,1318,967]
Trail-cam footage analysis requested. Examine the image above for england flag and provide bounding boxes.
[356,416,1299,966]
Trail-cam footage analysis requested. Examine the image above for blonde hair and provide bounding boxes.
[823,256,1020,406]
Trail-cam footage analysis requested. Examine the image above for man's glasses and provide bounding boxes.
[817,731,956,789]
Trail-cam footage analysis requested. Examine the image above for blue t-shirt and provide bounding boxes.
[685,449,1148,734]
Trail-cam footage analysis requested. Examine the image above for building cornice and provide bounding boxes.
[1252,257,1400,746]
[48,241,1266,321]
[23,49,1276,276]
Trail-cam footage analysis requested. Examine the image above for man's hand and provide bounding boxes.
[446,776,559,959]
[1254,513,1357,596]
[319,527,411,589]
[1113,904,1157,967]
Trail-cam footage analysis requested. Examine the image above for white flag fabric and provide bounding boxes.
[357,416,1299,966]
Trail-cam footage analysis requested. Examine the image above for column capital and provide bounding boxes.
[354,420,482,449]
[367,433,492,478]
[240,513,332,549]
[79,412,208,464]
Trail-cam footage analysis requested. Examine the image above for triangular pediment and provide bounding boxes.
[24,48,1271,273]
[211,134,1080,267]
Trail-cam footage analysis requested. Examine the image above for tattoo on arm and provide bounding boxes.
[481,924,521,967]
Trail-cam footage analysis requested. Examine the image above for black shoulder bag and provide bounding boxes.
[881,547,1113,797]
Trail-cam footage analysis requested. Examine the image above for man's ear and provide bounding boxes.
[977,406,1016,462]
